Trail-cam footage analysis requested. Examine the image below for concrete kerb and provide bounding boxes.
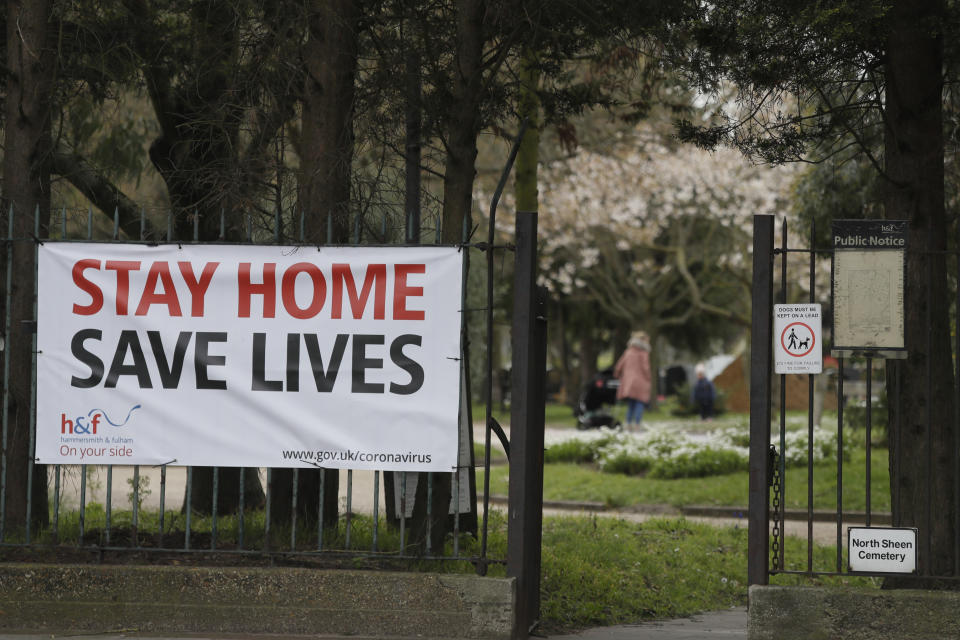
[749,584,960,640]
[0,564,515,639]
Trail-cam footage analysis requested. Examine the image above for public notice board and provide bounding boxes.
[34,242,464,472]
[832,220,907,358]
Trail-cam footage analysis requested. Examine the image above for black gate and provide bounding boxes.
[748,214,960,585]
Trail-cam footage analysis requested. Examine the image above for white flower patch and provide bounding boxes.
[591,426,749,476]
[542,420,843,478]
[774,427,842,466]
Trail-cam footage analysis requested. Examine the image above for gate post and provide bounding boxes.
[748,214,775,586]
[507,211,546,639]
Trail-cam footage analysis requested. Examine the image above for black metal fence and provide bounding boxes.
[0,201,509,569]
[748,214,960,585]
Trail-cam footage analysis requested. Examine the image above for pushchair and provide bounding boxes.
[574,368,622,430]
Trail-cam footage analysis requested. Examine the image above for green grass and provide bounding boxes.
[538,516,746,629]
[482,447,891,513]
[542,402,577,428]
[781,446,890,513]
[451,509,870,633]
[474,401,754,433]
[473,402,593,430]
[534,514,870,632]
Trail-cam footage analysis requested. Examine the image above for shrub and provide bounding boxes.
[546,422,851,480]
[597,444,652,475]
[544,438,600,464]
[594,427,748,479]
[544,429,619,464]
[648,447,746,479]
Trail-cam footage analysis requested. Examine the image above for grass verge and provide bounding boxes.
[481,447,890,512]
[533,514,871,633]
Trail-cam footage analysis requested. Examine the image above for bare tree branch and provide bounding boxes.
[50,151,156,239]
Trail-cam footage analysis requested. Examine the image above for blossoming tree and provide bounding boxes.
[493,120,795,397]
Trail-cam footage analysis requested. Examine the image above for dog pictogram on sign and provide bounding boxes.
[774,305,822,374]
[781,322,815,357]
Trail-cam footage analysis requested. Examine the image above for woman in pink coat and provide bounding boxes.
[613,330,652,431]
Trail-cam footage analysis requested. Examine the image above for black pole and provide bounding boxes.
[506,211,546,639]
[480,120,527,569]
[748,214,775,586]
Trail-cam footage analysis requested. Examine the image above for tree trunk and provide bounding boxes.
[515,48,541,215]
[300,0,361,244]
[1,0,54,533]
[385,23,426,527]
[184,468,265,517]
[141,0,246,241]
[579,331,598,382]
[404,18,422,245]
[884,0,955,585]
[401,0,487,552]
[268,468,339,531]
[280,0,363,530]
[558,304,577,407]
[439,0,484,244]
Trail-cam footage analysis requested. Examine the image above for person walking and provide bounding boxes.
[613,330,652,432]
[692,362,716,421]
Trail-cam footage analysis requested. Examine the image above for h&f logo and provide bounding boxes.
[61,413,100,435]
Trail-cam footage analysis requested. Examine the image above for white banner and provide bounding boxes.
[36,243,464,472]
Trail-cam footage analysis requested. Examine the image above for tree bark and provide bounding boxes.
[439,0,485,244]
[579,331,598,383]
[515,48,541,215]
[133,0,247,240]
[184,468,265,517]
[385,16,426,527]
[300,0,361,245]
[884,0,955,585]
[2,0,54,532]
[279,0,363,530]
[268,468,339,531]
[398,0,488,551]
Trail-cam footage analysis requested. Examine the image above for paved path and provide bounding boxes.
[0,608,747,639]
[556,607,747,639]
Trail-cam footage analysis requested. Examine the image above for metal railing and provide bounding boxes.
[0,202,504,569]
[748,214,960,584]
